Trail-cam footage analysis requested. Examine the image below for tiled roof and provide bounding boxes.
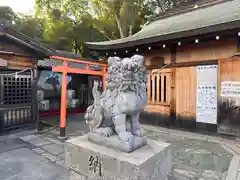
[38,59,102,71]
[0,21,54,57]
[0,21,98,61]
[85,0,240,50]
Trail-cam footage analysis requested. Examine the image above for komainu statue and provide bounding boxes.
[85,55,147,152]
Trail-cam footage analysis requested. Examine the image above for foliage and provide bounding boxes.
[0,0,195,56]
[0,6,18,22]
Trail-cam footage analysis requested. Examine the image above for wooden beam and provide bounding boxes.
[50,56,107,67]
[52,66,103,76]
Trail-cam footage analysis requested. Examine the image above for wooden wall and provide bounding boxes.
[0,40,33,55]
[219,57,240,83]
[0,37,36,70]
[176,38,237,62]
[217,56,240,135]
[144,49,171,68]
[143,37,238,127]
[0,53,34,70]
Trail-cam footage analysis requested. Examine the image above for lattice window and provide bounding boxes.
[3,76,33,105]
[147,70,171,104]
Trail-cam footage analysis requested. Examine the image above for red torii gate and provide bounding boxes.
[50,55,107,139]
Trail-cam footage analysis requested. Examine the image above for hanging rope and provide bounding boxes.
[0,68,33,78]
[151,62,172,74]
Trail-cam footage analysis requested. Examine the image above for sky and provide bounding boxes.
[0,0,35,14]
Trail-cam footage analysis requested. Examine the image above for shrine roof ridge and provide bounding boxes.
[85,0,240,50]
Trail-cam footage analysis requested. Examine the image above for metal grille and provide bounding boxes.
[3,76,32,105]
[0,75,36,134]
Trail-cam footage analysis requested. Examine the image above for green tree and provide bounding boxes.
[90,0,151,39]
[0,6,44,43]
[0,6,17,22]
[0,0,195,56]
[35,0,107,54]
[15,15,44,42]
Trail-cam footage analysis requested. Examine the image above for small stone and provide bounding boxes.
[32,148,45,154]
[42,153,60,163]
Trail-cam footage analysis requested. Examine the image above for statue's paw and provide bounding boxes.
[132,128,144,137]
[118,132,133,142]
[103,127,114,137]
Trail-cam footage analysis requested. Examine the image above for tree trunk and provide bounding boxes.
[114,13,125,38]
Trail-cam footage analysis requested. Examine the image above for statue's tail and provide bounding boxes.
[85,81,105,132]
[85,104,103,132]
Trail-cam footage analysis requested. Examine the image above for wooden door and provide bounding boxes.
[175,66,196,124]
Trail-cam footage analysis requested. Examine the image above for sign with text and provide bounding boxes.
[196,65,218,124]
[221,81,240,97]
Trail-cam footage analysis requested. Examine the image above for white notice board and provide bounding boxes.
[196,65,218,124]
[221,81,240,98]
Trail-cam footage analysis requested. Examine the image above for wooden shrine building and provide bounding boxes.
[85,0,240,135]
[0,22,106,137]
[0,21,53,135]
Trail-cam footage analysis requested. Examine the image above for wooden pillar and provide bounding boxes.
[32,63,39,131]
[151,74,156,103]
[156,73,160,103]
[59,60,68,139]
[147,72,151,102]
[170,45,177,124]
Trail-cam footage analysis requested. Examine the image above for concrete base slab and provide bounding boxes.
[65,135,172,180]
[88,132,147,153]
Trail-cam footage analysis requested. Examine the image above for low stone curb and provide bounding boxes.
[225,155,240,180]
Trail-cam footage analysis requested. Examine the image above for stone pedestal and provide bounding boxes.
[65,135,172,180]
[88,133,147,153]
